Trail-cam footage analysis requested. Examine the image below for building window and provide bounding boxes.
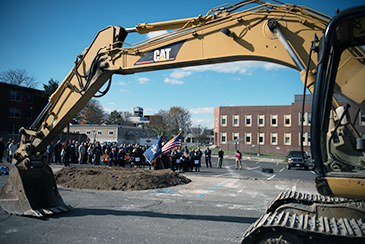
[258,132,264,145]
[284,114,291,127]
[246,115,252,127]
[8,125,20,138]
[258,114,264,127]
[233,115,239,127]
[271,133,278,145]
[28,94,33,103]
[215,116,218,127]
[233,132,239,141]
[86,130,91,135]
[360,112,365,126]
[9,108,21,118]
[97,131,102,135]
[221,115,227,126]
[271,114,278,127]
[246,133,251,144]
[299,132,311,146]
[108,131,114,136]
[299,112,311,126]
[10,91,22,102]
[221,132,227,144]
[284,133,291,145]
[27,109,32,120]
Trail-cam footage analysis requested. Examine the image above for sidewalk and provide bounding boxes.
[211,154,284,164]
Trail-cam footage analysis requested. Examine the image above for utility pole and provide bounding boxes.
[257,127,261,157]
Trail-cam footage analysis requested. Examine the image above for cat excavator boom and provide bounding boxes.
[0,0,364,243]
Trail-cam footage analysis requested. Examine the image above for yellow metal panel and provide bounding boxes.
[326,177,365,200]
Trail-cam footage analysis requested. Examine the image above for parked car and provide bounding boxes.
[286,151,309,170]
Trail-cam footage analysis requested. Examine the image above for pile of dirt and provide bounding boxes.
[54,167,191,191]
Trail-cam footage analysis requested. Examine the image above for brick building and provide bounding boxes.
[0,82,48,142]
[214,95,365,156]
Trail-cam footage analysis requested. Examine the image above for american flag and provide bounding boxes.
[162,132,182,154]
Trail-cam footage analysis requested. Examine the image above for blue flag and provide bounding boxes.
[143,135,163,164]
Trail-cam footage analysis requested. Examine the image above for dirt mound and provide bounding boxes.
[54,167,191,191]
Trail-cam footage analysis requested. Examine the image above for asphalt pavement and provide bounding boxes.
[0,156,319,244]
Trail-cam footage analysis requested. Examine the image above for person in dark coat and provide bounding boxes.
[93,141,102,165]
[54,140,62,164]
[193,150,201,172]
[118,148,126,167]
[109,147,118,166]
[181,151,189,172]
[196,147,203,169]
[0,138,5,163]
[189,148,195,171]
[46,141,54,164]
[217,148,224,169]
[205,147,212,168]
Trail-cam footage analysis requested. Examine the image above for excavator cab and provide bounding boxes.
[242,5,365,244]
[311,6,365,200]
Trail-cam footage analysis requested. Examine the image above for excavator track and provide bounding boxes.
[241,191,365,244]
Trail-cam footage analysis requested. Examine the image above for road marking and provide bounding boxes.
[292,185,297,192]
[196,179,231,198]
[267,174,276,180]
[279,167,285,172]
[154,189,174,194]
[245,166,261,171]
[310,170,316,175]
[256,161,261,164]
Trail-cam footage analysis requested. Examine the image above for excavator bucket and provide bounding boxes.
[0,163,71,217]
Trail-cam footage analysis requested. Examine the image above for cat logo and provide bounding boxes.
[135,40,186,65]
[154,48,171,62]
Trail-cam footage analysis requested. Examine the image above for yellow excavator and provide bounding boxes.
[0,0,364,242]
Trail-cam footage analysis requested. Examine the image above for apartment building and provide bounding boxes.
[214,95,365,156]
[0,82,48,142]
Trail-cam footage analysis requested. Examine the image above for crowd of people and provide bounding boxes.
[46,140,149,167]
[0,137,237,173]
[0,138,20,163]
[45,141,227,172]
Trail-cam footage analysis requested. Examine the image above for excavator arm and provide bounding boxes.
[34,0,329,153]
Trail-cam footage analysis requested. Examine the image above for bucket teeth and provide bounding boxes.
[40,209,54,215]
[0,164,71,217]
[48,207,61,213]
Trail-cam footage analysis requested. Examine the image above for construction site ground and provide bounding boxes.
[0,158,318,244]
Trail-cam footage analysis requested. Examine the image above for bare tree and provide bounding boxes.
[147,110,168,139]
[75,99,107,124]
[0,69,38,88]
[106,110,132,125]
[166,106,192,139]
[147,106,192,141]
